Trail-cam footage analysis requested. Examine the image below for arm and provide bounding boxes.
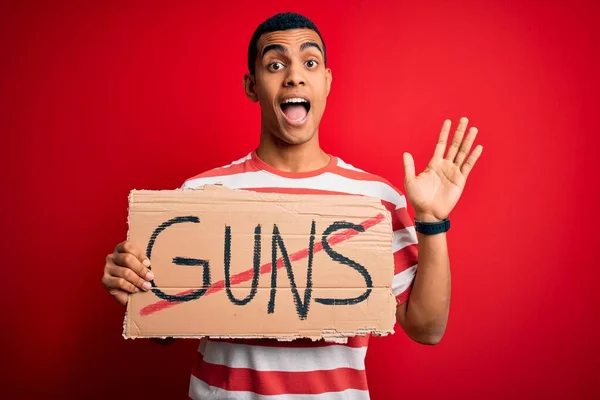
[395,117,483,345]
[396,221,450,345]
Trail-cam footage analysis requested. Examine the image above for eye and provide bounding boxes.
[305,60,318,69]
[268,62,285,71]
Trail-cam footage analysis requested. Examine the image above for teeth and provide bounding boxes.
[283,98,308,104]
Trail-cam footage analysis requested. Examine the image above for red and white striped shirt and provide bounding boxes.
[181,150,419,399]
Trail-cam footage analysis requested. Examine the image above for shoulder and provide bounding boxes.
[180,152,256,189]
[332,156,407,209]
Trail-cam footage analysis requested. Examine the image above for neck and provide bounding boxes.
[256,131,330,173]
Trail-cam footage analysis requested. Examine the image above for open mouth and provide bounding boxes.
[279,97,311,125]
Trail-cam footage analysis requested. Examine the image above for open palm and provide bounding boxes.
[403,117,483,221]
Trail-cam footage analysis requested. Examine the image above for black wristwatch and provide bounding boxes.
[414,218,450,235]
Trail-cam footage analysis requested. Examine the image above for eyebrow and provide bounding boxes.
[261,41,323,58]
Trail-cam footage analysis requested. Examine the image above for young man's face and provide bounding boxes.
[245,28,332,145]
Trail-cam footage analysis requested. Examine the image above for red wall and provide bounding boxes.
[2,0,599,398]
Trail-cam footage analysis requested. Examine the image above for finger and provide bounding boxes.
[103,274,139,295]
[403,152,416,181]
[115,240,151,269]
[460,145,483,179]
[433,119,452,159]
[445,117,469,161]
[454,126,479,166]
[110,245,154,281]
[110,251,154,281]
[107,263,152,291]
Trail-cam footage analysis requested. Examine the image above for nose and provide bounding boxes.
[284,61,305,87]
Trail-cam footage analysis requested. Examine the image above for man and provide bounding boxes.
[101,12,483,399]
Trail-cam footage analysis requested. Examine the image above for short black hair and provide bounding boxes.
[247,12,327,75]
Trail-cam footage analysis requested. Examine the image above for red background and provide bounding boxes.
[1,0,599,398]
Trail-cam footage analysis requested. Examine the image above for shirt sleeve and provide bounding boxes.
[383,189,419,306]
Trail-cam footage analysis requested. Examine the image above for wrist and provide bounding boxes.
[414,213,443,223]
[413,211,451,235]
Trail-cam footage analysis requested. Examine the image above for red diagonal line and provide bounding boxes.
[139,213,385,317]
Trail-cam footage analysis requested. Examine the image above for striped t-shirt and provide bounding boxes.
[181,150,419,400]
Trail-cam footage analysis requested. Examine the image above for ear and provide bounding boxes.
[326,68,333,96]
[243,73,259,102]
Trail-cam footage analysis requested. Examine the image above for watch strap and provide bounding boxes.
[414,218,450,235]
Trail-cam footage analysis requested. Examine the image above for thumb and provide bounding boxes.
[403,152,415,181]
[110,289,129,306]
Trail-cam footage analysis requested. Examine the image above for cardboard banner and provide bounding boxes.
[123,185,396,343]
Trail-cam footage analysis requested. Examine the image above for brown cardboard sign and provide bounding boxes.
[123,185,396,343]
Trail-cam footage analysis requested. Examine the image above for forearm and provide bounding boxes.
[399,217,451,343]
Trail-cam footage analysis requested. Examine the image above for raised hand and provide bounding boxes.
[402,117,483,222]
